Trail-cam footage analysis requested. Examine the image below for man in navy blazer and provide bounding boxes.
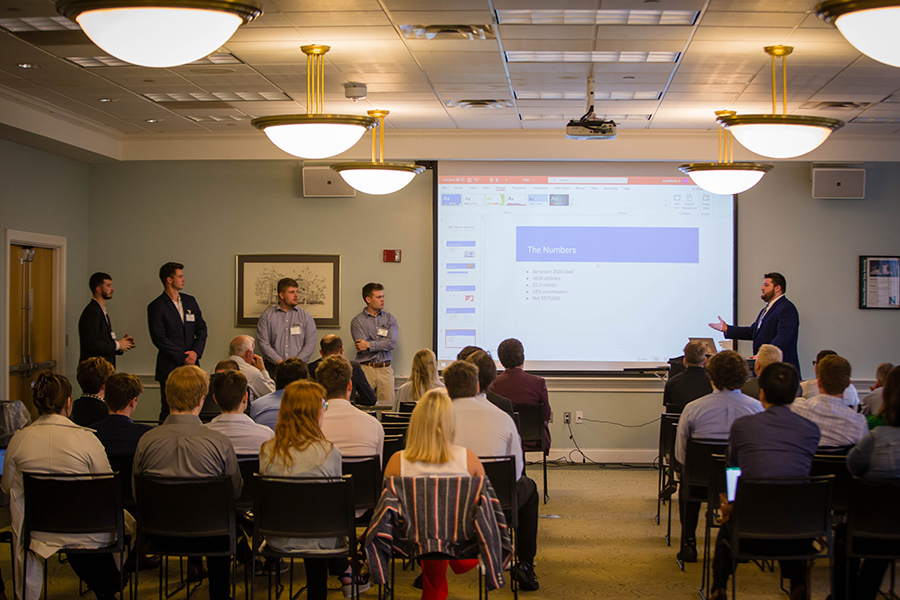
[148,262,207,422]
[90,372,153,456]
[709,272,801,376]
[78,271,135,366]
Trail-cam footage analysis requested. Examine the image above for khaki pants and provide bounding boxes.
[361,363,395,406]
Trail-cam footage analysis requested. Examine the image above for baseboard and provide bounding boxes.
[539,448,657,465]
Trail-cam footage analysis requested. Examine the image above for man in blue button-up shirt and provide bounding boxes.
[256,277,317,374]
[350,282,398,405]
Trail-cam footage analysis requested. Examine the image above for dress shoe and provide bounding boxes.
[677,541,698,563]
[659,482,678,501]
[187,565,208,583]
[709,588,727,600]
[790,584,807,600]
[511,562,540,591]
[412,573,423,589]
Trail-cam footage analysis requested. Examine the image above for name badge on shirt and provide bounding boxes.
[377,327,389,337]
[186,313,195,322]
[111,331,117,340]
[290,326,302,336]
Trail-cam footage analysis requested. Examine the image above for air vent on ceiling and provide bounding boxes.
[800,101,875,111]
[145,91,290,102]
[399,24,495,40]
[520,113,651,121]
[447,99,512,109]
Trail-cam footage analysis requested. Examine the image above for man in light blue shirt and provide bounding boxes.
[250,357,308,430]
[350,282,398,405]
[256,277,317,375]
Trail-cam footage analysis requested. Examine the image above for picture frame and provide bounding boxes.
[236,254,341,327]
[859,255,900,310]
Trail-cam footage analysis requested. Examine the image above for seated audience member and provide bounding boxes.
[226,335,275,401]
[866,365,900,430]
[709,363,821,600]
[205,370,274,456]
[259,380,367,599]
[72,357,115,426]
[308,335,376,406]
[800,349,860,408]
[675,350,763,563]
[2,371,132,600]
[740,344,782,400]
[664,341,713,411]
[861,362,894,417]
[393,348,444,412]
[791,354,868,447]
[199,360,240,422]
[835,365,900,600]
[490,338,551,452]
[317,355,385,462]
[133,365,242,596]
[383,389,486,600]
[251,357,308,430]
[90,372,153,455]
[464,350,514,418]
[455,346,482,362]
[443,360,540,590]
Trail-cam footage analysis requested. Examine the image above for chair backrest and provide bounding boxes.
[514,404,544,448]
[381,412,412,424]
[382,435,405,470]
[23,472,124,550]
[731,476,833,558]
[816,445,853,456]
[134,474,236,541]
[342,455,382,512]
[683,438,729,493]
[398,402,417,414]
[846,476,900,558]
[658,413,680,466]
[107,454,136,508]
[810,454,852,513]
[381,423,409,437]
[253,475,354,542]
[664,403,685,415]
[236,455,260,510]
[480,456,517,528]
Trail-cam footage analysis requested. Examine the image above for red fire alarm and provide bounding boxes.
[383,250,401,263]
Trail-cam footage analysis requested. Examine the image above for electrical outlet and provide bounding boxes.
[563,412,571,424]
[575,411,583,424]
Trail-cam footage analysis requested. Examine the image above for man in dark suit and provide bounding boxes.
[308,334,376,406]
[148,262,207,422]
[463,349,515,418]
[709,272,801,376]
[78,271,135,367]
[90,372,153,455]
[71,357,115,426]
[663,341,713,413]
[490,338,552,452]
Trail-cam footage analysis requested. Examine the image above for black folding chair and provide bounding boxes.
[728,475,834,600]
[382,435,405,471]
[342,455,382,516]
[514,404,548,503]
[480,456,518,600]
[656,413,680,526]
[133,475,237,600]
[676,438,728,567]
[381,423,409,438]
[107,454,136,510]
[810,454,852,517]
[699,455,727,600]
[22,472,126,600]
[380,412,412,424]
[398,402,417,414]
[235,455,259,511]
[251,475,359,600]
[845,476,900,600]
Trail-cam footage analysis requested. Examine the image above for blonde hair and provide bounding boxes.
[404,389,455,464]
[263,380,331,468]
[165,365,209,411]
[409,348,439,401]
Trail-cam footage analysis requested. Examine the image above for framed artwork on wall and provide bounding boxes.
[236,254,341,327]
[859,255,900,309]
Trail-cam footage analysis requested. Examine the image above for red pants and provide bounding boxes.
[420,559,478,600]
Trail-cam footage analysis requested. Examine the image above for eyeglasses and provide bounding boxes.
[322,399,328,412]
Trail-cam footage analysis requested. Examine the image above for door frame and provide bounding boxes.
[3,229,67,400]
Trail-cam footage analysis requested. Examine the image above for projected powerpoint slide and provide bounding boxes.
[435,175,735,371]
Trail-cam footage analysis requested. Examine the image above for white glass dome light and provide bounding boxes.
[817,0,900,68]
[331,109,425,195]
[678,163,772,195]
[56,0,262,68]
[252,45,377,160]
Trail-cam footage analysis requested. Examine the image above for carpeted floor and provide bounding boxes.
[1,464,843,599]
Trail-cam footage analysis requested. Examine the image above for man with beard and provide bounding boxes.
[257,277,318,375]
[708,272,800,375]
[79,272,135,367]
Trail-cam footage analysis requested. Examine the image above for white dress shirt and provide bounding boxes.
[799,379,860,408]
[205,413,275,455]
[229,354,276,401]
[321,398,385,461]
[451,395,524,479]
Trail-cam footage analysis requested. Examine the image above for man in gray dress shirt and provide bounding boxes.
[256,277,317,375]
[133,365,242,597]
[350,282,398,405]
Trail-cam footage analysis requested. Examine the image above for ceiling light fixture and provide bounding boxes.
[679,110,773,195]
[331,110,424,195]
[817,0,900,67]
[55,0,262,68]
[716,46,844,159]
[252,45,376,159]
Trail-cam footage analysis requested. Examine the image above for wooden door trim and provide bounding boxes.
[3,230,67,400]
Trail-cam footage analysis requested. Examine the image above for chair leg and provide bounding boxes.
[665,490,674,546]
[542,453,548,504]
[43,557,48,600]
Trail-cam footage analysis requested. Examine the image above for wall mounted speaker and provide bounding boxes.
[302,166,356,197]
[811,166,865,199]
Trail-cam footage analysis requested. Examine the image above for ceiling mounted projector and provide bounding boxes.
[565,77,617,140]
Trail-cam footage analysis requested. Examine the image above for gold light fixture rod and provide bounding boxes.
[367,109,390,163]
[715,110,736,163]
[302,45,331,114]
[764,45,793,115]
